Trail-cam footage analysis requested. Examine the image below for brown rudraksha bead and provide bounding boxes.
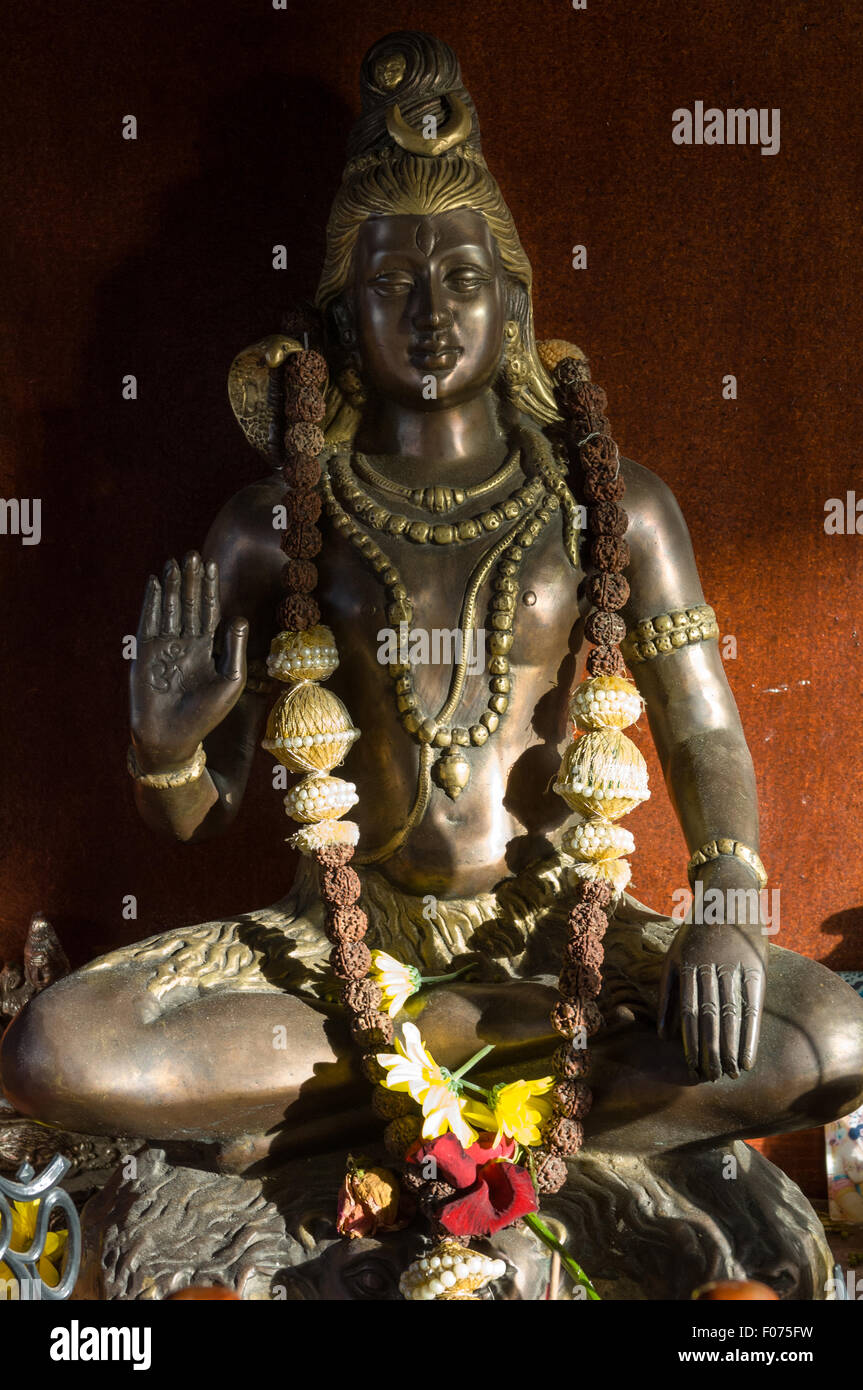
[371,1087,416,1120]
[277,594,321,632]
[582,467,626,504]
[321,864,362,906]
[544,1116,585,1156]
[587,502,628,538]
[585,572,630,611]
[340,978,382,1013]
[284,382,326,424]
[384,1115,423,1158]
[284,421,325,459]
[284,348,328,390]
[533,1149,569,1194]
[584,610,627,647]
[552,1079,593,1119]
[586,645,627,677]
[351,1010,395,1049]
[589,536,630,574]
[325,905,369,943]
[329,941,371,979]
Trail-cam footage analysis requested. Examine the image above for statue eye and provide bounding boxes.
[446,267,492,293]
[369,273,414,296]
[345,1260,396,1299]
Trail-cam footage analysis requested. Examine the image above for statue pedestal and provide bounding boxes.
[73,1140,833,1301]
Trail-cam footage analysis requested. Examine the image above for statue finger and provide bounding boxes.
[680,965,699,1072]
[718,963,742,1078]
[138,575,161,643]
[201,560,220,639]
[181,552,202,637]
[657,960,677,1040]
[217,618,248,685]
[740,966,765,1070]
[697,964,722,1081]
[161,559,181,637]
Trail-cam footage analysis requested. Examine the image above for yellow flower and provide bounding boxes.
[0,1199,68,1291]
[376,1022,478,1150]
[370,950,421,1018]
[463,1077,555,1148]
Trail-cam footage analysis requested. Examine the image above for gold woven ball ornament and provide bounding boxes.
[266,626,340,684]
[263,624,361,855]
[262,683,359,773]
[569,674,644,732]
[556,671,647,898]
[554,728,649,821]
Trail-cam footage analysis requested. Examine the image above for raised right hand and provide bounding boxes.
[130,553,248,772]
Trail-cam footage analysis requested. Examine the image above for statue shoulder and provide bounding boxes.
[204,473,285,561]
[202,473,285,646]
[616,456,705,617]
[618,455,692,553]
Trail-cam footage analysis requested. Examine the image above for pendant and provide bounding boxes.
[433,748,472,801]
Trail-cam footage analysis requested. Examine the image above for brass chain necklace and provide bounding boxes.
[350,446,522,514]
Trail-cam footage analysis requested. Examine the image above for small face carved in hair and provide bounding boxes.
[349,209,506,411]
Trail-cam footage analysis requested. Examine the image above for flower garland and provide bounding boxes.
[526,361,647,1194]
[263,316,644,1294]
[265,323,401,1133]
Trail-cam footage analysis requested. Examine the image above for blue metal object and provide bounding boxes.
[0,1155,81,1300]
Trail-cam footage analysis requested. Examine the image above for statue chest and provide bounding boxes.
[317,510,588,692]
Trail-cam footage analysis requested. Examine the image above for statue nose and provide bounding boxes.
[413,305,453,333]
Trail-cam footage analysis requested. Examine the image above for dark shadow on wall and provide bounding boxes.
[1,72,351,966]
[819,907,863,974]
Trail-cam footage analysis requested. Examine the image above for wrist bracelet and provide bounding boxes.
[687,838,767,889]
[127,743,207,789]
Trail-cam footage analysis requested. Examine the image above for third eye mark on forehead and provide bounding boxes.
[415,219,437,258]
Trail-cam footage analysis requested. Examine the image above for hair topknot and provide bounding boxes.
[346,30,481,160]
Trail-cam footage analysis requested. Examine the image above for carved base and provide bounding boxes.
[74,1140,833,1301]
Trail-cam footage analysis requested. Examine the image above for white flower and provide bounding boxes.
[376,1022,478,1149]
[376,1022,440,1103]
[420,1082,478,1150]
[370,950,421,1018]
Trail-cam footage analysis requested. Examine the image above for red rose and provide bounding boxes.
[405,1130,537,1238]
[405,1132,478,1189]
[438,1160,537,1239]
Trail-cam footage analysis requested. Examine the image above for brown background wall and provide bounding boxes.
[2,0,861,1194]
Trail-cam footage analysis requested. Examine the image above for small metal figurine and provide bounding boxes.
[2,30,862,1298]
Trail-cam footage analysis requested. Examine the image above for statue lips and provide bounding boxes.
[408,341,463,373]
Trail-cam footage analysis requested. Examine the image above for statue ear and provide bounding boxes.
[330,296,357,351]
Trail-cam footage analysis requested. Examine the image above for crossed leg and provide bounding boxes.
[2,925,861,1169]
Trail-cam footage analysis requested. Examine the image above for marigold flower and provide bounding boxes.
[463,1077,555,1148]
[370,950,422,1017]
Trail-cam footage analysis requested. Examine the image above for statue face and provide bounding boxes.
[350,208,506,410]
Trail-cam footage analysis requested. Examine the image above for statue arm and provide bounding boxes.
[130,476,284,843]
[618,457,767,1080]
[618,458,760,862]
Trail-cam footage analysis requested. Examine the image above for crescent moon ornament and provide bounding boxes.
[386,94,472,157]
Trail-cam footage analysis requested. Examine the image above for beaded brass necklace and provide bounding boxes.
[330,451,544,546]
[322,456,558,839]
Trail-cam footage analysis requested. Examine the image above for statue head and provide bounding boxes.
[316,31,560,436]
